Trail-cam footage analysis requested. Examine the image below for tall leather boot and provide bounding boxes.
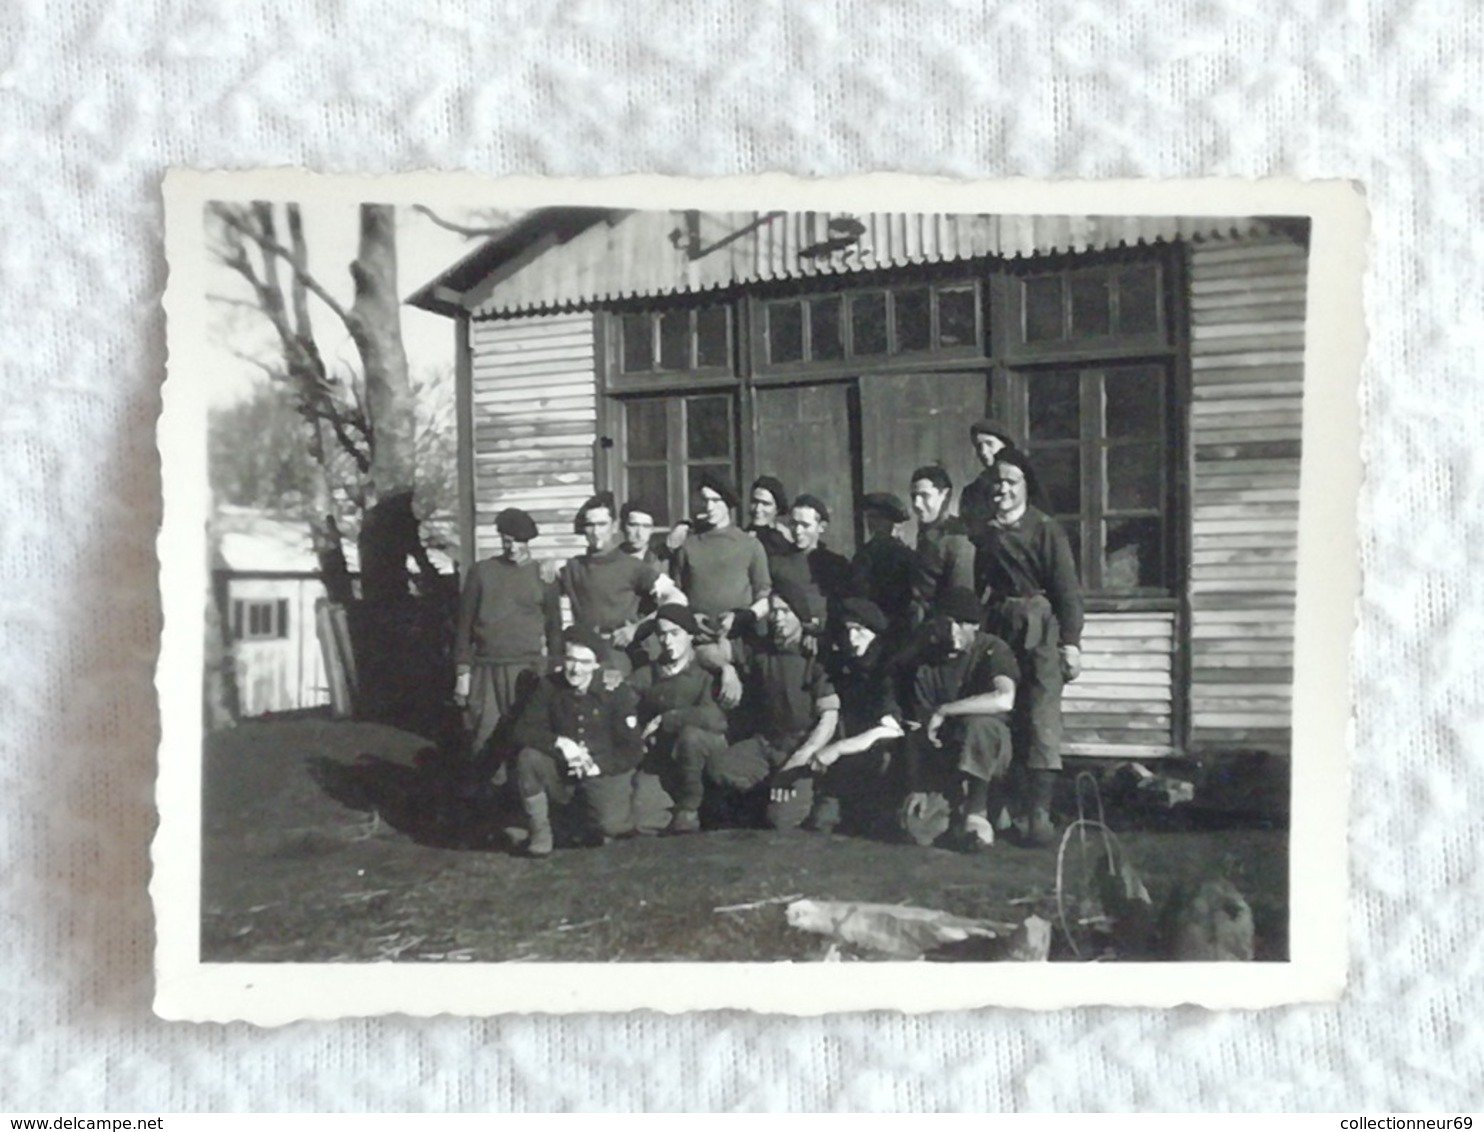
[1026,770,1059,848]
[522,792,554,858]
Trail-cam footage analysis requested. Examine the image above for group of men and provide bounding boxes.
[453,418,1084,858]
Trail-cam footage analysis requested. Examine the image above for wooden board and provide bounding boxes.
[754,382,859,556]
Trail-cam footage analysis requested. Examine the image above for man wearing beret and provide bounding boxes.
[508,625,644,857]
[769,493,865,633]
[908,465,977,626]
[959,419,1052,538]
[746,475,796,566]
[901,587,1019,852]
[454,507,563,764]
[559,492,687,675]
[704,576,841,830]
[671,473,772,633]
[973,449,1083,848]
[626,603,729,835]
[852,491,916,642]
[803,597,907,836]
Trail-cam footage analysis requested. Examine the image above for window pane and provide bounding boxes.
[767,301,803,364]
[1024,277,1063,342]
[1107,444,1163,510]
[621,313,653,372]
[659,309,690,370]
[625,399,667,461]
[893,286,931,353]
[937,285,977,348]
[1069,273,1111,338]
[851,291,888,355]
[1027,371,1080,441]
[809,296,844,361]
[276,599,289,639]
[1031,446,1082,515]
[1105,366,1163,438]
[695,306,729,368]
[686,395,732,460]
[1117,265,1161,335]
[1104,517,1163,589]
[625,466,670,526]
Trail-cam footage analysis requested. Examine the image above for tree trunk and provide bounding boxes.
[347,203,425,603]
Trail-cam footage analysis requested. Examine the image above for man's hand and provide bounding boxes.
[666,522,692,551]
[554,736,585,770]
[610,622,639,649]
[601,667,624,692]
[717,663,743,710]
[769,765,808,804]
[454,666,471,704]
[926,709,947,748]
[902,791,932,821]
[717,611,736,637]
[1059,644,1082,682]
[640,715,664,743]
[808,743,841,774]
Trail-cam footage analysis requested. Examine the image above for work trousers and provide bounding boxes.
[514,746,635,840]
[986,595,1065,771]
[900,715,1013,845]
[706,735,814,831]
[466,660,541,758]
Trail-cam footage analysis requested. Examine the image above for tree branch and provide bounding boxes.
[411,204,513,240]
[215,205,354,327]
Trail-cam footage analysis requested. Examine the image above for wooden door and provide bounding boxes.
[752,383,858,556]
[859,371,988,544]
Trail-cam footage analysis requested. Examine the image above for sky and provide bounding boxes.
[203,202,498,408]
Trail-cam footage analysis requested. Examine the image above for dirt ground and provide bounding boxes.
[200,717,1289,964]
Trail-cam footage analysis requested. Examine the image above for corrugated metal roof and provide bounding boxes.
[410,210,1273,319]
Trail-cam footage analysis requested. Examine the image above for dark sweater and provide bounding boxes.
[973,506,1084,647]
[454,556,562,666]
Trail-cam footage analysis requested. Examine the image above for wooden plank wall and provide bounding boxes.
[469,312,596,564]
[1063,612,1175,758]
[1187,235,1307,753]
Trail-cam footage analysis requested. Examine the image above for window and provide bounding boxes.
[616,304,732,381]
[1013,263,1166,351]
[618,393,736,527]
[1021,364,1171,594]
[231,598,289,641]
[760,280,983,368]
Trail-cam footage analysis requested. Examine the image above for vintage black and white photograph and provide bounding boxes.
[154,173,1362,1019]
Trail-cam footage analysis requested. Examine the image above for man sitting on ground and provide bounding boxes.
[901,587,1018,853]
[508,626,643,858]
[705,577,840,831]
[627,603,729,836]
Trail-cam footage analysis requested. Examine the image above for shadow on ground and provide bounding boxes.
[200,718,1289,964]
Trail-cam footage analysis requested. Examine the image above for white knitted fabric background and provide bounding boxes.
[2,0,1481,1112]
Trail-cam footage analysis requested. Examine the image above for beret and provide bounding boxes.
[861,492,910,523]
[938,586,984,626]
[652,603,700,636]
[494,507,538,542]
[770,575,827,625]
[791,492,830,524]
[696,471,739,510]
[750,475,789,512]
[969,418,1019,447]
[561,624,609,661]
[839,597,888,636]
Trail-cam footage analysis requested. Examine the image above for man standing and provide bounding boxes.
[627,603,729,835]
[509,626,643,857]
[960,418,1050,536]
[852,491,916,643]
[454,507,562,761]
[973,449,1083,848]
[559,492,687,674]
[671,473,772,632]
[705,577,841,831]
[908,465,976,626]
[618,500,665,568]
[770,493,863,618]
[901,587,1019,852]
[746,475,796,564]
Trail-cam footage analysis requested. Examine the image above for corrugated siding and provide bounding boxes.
[470,312,597,563]
[1063,613,1176,758]
[470,211,1273,316]
[1187,236,1307,753]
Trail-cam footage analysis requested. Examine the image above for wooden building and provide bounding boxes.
[411,208,1308,761]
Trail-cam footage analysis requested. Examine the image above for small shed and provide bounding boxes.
[411,207,1309,761]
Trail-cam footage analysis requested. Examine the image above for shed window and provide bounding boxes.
[1012,263,1167,352]
[618,394,737,527]
[232,598,289,641]
[617,304,733,380]
[761,280,983,369]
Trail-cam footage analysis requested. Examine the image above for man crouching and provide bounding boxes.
[901,587,1018,852]
[509,625,642,857]
[706,576,841,830]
